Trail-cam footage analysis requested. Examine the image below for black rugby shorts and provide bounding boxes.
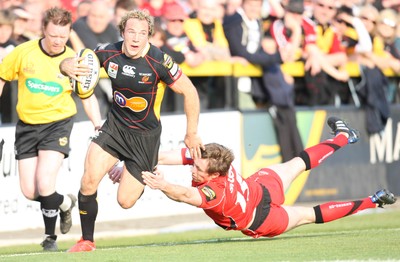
[92,115,161,184]
[14,117,74,160]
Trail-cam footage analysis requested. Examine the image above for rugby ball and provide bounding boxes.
[71,48,100,99]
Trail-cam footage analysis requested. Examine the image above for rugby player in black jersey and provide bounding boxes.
[60,9,204,252]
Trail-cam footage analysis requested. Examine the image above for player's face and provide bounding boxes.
[42,21,70,55]
[122,18,149,59]
[191,159,213,184]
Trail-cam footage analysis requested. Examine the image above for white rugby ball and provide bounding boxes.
[71,48,100,99]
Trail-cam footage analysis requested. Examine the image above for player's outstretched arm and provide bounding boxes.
[158,149,186,165]
[108,148,187,184]
[169,74,204,158]
[142,170,202,206]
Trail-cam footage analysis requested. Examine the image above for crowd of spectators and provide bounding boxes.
[0,0,400,127]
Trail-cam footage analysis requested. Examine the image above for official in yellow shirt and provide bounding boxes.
[0,7,101,252]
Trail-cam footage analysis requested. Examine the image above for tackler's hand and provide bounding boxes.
[108,161,123,184]
[142,170,166,190]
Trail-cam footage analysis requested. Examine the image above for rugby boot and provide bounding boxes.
[67,237,96,252]
[60,194,77,234]
[371,189,397,208]
[327,116,360,144]
[41,235,58,252]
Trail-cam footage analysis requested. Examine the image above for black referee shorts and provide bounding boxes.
[14,117,74,160]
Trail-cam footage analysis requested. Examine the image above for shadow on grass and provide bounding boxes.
[98,231,350,251]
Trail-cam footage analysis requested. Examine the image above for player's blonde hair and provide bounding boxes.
[118,9,154,37]
[201,143,235,176]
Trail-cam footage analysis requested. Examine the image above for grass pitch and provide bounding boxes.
[0,209,399,262]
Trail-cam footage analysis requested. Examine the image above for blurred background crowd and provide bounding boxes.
[0,0,399,124]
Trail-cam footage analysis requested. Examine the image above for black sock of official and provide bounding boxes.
[78,191,98,242]
[40,192,63,236]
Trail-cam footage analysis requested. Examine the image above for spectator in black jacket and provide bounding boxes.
[223,0,303,162]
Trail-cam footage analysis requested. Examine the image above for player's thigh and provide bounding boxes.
[81,142,117,194]
[117,171,145,209]
[267,157,306,191]
[282,205,316,233]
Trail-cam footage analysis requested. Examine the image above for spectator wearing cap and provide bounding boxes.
[269,0,349,106]
[164,2,204,67]
[159,2,205,112]
[9,6,32,45]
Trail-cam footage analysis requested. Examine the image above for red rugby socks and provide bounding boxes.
[313,198,376,223]
[299,134,348,171]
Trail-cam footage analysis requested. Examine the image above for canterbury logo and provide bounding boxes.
[79,210,88,215]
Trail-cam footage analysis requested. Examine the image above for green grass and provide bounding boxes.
[0,209,399,262]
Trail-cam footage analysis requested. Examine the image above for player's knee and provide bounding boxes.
[81,173,101,193]
[20,186,37,200]
[117,197,137,209]
[117,190,144,209]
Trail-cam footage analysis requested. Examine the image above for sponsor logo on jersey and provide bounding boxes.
[201,186,216,202]
[162,53,179,77]
[138,72,152,84]
[114,91,148,112]
[26,78,63,96]
[122,65,136,78]
[23,62,35,74]
[108,62,118,78]
[163,54,174,69]
[59,137,68,147]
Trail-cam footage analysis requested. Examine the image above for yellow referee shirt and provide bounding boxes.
[0,39,77,124]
